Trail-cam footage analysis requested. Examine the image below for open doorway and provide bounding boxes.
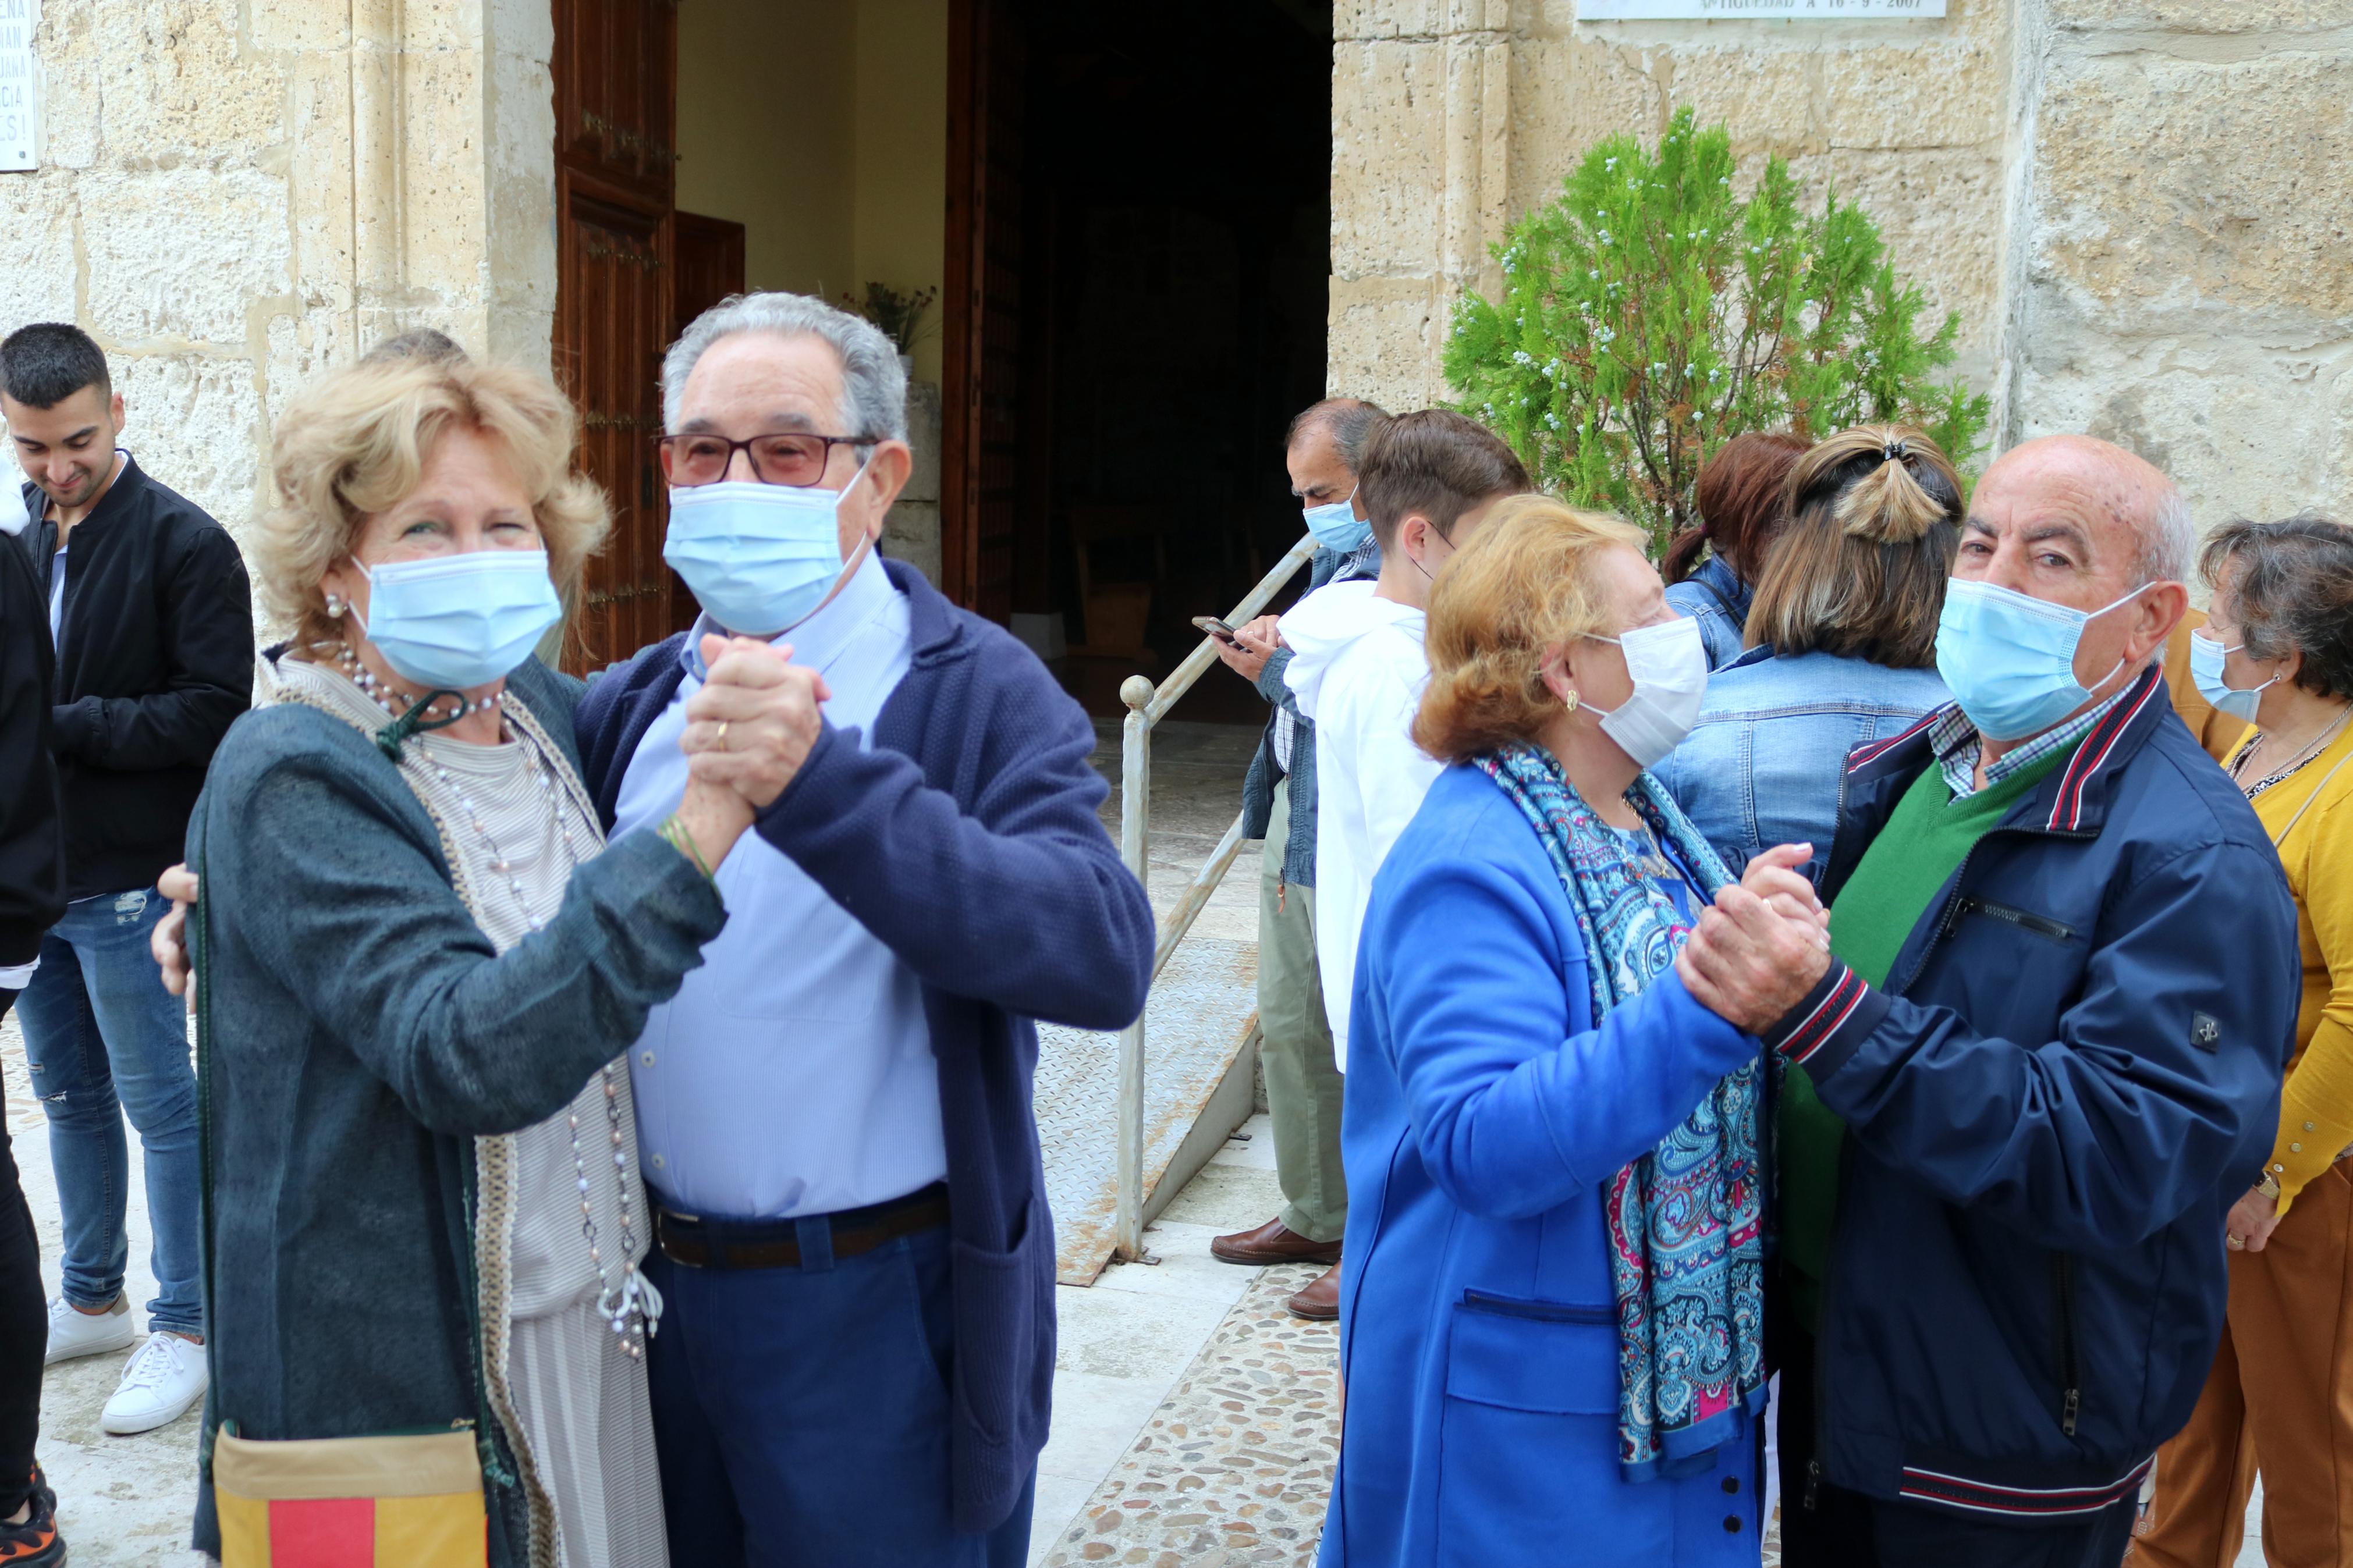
[553,0,1332,712]
[950,0,1333,716]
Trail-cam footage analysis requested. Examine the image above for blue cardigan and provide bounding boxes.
[572,561,1155,1532]
[1322,764,1766,1568]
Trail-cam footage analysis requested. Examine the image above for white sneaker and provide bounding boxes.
[44,1292,135,1366]
[100,1331,208,1435]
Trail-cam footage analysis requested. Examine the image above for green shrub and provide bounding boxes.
[1445,107,1990,554]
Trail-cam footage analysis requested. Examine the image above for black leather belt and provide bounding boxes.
[654,1183,950,1271]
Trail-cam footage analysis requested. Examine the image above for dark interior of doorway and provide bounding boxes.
[973,0,1333,719]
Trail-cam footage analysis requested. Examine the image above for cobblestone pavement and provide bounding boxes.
[1038,1259,1338,1567]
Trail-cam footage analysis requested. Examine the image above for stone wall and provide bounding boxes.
[1998,1,2353,527]
[1329,0,2353,529]
[0,0,555,550]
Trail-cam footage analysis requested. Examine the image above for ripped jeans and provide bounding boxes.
[16,886,203,1337]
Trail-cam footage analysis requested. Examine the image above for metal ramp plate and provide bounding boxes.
[1037,932,1258,1285]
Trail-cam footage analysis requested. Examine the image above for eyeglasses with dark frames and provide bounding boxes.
[654,431,883,489]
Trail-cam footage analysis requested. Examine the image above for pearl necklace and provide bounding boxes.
[318,640,506,724]
[414,702,659,1360]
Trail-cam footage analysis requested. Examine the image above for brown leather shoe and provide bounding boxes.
[1287,1263,1340,1320]
[1209,1217,1343,1267]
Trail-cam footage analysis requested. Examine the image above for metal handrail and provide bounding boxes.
[1110,534,1319,1262]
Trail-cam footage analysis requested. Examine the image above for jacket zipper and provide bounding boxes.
[1958,896,2075,944]
[1458,1289,1615,1326]
[2053,1253,2081,1437]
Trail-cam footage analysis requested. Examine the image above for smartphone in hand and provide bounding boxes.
[1192,616,1242,648]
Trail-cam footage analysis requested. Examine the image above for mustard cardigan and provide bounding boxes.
[2237,719,2353,1211]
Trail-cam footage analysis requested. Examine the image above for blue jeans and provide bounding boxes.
[16,887,204,1337]
[644,1213,1035,1568]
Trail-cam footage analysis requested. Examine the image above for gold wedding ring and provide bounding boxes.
[2227,1235,2246,1249]
[715,720,730,750]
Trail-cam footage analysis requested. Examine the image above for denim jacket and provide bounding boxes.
[1662,556,1752,673]
[1651,646,1949,883]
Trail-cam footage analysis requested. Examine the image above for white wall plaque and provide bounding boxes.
[1583,0,1943,16]
[0,0,36,172]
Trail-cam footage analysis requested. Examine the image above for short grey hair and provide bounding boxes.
[2136,481,2195,586]
[661,291,908,445]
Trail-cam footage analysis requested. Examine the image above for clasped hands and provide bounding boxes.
[680,633,829,813]
[1675,842,1836,1036]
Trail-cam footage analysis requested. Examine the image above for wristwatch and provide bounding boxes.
[2255,1171,2283,1202]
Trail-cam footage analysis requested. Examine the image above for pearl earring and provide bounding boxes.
[325,593,345,618]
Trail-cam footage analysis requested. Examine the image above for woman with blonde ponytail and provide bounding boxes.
[1652,424,1961,882]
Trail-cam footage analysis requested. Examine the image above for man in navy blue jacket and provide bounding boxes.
[570,292,1153,1568]
[1680,436,2301,1567]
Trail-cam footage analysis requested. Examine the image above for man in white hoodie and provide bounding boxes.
[1281,410,1531,1078]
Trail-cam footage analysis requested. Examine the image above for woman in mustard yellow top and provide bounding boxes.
[2141,515,2353,1568]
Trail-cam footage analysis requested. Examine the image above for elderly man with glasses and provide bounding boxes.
[570,291,1155,1567]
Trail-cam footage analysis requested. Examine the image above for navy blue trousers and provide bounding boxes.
[644,1218,1035,1568]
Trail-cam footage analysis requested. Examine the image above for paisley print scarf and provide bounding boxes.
[1472,741,1768,1480]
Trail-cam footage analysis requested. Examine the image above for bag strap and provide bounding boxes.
[2270,744,2353,848]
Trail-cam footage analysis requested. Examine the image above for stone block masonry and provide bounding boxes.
[1329,0,2353,535]
[0,0,557,557]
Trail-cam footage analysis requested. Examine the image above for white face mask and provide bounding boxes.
[1582,616,1709,770]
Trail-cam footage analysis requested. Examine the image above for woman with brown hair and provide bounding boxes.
[1662,430,1812,669]
[1317,493,1830,1567]
[1652,424,1960,883]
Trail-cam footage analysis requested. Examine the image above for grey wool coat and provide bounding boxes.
[184,656,726,1563]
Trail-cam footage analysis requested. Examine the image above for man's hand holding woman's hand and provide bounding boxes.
[666,635,829,874]
[1675,843,1834,1035]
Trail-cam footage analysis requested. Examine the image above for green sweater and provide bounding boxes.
[1779,744,2079,1329]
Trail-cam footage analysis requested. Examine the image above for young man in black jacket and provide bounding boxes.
[1,323,251,1438]
[0,469,68,1564]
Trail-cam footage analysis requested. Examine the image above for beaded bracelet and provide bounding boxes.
[658,813,717,882]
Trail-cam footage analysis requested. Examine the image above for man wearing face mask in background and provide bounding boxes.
[1208,397,1387,1321]
[1678,435,2301,1567]
[1279,411,1530,1079]
[569,292,1155,1568]
[1,323,250,1438]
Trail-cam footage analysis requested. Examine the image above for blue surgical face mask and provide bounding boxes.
[354,549,562,692]
[2189,627,2276,723]
[1304,488,1372,553]
[1934,578,2146,741]
[663,463,869,635]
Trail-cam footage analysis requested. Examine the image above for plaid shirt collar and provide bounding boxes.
[1932,681,2139,799]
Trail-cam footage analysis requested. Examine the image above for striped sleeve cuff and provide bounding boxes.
[1762,961,1889,1081]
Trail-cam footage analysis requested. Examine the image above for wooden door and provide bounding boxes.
[675,211,747,330]
[945,0,1024,621]
[552,0,677,669]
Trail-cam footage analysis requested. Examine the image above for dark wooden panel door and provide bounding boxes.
[945,0,1024,622]
[553,0,676,670]
[673,211,746,332]
[558,179,673,665]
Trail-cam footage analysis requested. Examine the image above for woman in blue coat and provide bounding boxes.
[1320,494,1826,1567]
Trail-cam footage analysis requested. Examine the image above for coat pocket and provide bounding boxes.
[1447,1291,1620,1414]
[947,1193,1053,1450]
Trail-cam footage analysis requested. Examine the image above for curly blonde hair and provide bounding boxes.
[254,357,609,650]
[1414,494,1650,764]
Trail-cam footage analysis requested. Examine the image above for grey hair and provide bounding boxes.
[2136,481,2195,586]
[661,291,908,444]
[1286,397,1392,474]
[2199,514,2353,701]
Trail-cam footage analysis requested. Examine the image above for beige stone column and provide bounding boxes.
[1329,0,1517,413]
[0,0,554,551]
[1996,0,2353,526]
